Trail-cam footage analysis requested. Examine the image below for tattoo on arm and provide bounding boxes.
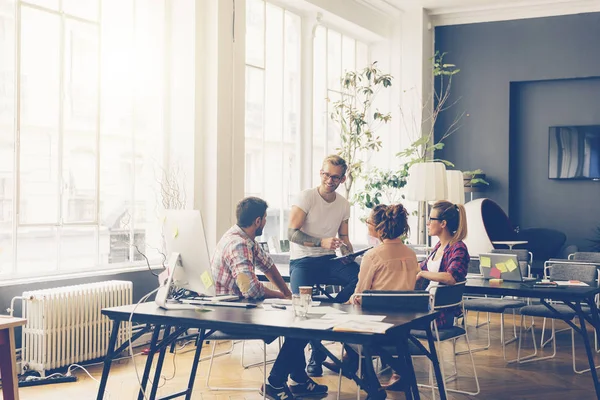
[288,228,321,247]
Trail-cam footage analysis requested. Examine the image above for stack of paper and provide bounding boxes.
[332,320,394,334]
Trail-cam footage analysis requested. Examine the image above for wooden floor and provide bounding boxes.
[3,313,600,400]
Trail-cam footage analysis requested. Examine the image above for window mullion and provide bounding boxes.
[130,0,137,263]
[56,0,66,270]
[13,1,22,275]
[279,10,285,241]
[95,0,102,265]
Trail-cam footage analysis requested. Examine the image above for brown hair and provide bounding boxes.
[322,154,348,175]
[371,203,410,240]
[431,200,467,244]
[236,197,268,228]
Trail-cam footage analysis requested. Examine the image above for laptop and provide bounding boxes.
[478,252,535,283]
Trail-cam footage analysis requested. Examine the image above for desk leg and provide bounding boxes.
[137,325,162,400]
[425,325,447,400]
[399,338,420,400]
[97,320,121,400]
[580,299,600,398]
[184,329,206,400]
[149,325,172,399]
[0,327,20,400]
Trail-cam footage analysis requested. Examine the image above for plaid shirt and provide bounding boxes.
[416,241,469,328]
[210,225,274,299]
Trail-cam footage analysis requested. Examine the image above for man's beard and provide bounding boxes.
[256,227,263,236]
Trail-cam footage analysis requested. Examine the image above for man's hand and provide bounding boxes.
[321,237,345,250]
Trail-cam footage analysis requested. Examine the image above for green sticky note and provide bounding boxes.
[201,271,214,289]
[506,258,518,272]
[480,256,491,268]
[496,262,508,273]
[174,227,179,238]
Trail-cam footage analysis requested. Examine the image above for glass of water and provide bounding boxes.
[292,294,311,317]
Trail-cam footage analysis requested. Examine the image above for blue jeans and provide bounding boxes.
[289,254,359,304]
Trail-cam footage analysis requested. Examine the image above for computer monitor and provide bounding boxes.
[155,210,219,309]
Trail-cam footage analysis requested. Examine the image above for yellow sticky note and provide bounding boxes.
[201,271,214,289]
[174,228,179,238]
[506,258,518,272]
[496,262,508,273]
[480,256,491,268]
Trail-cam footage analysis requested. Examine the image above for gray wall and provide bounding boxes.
[434,12,600,249]
[1,270,159,348]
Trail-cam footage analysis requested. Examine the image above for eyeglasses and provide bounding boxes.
[428,217,444,223]
[320,170,343,183]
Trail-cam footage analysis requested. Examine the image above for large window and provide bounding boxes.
[312,26,369,188]
[0,0,177,278]
[245,0,301,247]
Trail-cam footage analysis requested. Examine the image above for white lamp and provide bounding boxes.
[445,170,465,205]
[405,162,448,244]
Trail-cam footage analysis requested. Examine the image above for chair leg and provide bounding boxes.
[518,318,559,364]
[206,340,266,392]
[460,310,491,354]
[242,340,278,369]
[336,345,344,400]
[516,315,538,364]
[572,327,600,374]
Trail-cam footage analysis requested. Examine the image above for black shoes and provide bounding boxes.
[259,383,294,400]
[289,377,329,397]
[306,357,323,377]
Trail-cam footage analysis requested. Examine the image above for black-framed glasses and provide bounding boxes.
[428,217,444,223]
[320,170,343,183]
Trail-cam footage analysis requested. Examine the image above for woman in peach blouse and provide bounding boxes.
[350,203,420,304]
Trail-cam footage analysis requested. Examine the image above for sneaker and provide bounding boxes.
[259,383,295,400]
[306,360,323,377]
[289,377,328,397]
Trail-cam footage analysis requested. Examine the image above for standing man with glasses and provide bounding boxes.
[287,154,360,376]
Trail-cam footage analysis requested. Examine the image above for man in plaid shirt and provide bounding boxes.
[211,197,328,400]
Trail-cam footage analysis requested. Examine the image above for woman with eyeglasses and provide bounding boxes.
[349,203,420,304]
[383,200,470,391]
[416,200,470,328]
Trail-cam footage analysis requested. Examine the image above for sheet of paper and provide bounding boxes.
[553,280,589,287]
[480,256,491,268]
[321,314,386,322]
[495,262,508,273]
[263,299,321,306]
[307,306,347,315]
[332,320,394,334]
[291,319,337,330]
[505,258,518,272]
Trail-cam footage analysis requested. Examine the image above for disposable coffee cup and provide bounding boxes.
[299,286,313,296]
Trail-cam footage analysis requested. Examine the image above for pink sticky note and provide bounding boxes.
[490,267,502,279]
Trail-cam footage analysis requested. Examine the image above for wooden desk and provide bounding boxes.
[0,317,26,400]
[97,302,443,400]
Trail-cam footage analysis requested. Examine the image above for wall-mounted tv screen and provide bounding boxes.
[548,125,600,180]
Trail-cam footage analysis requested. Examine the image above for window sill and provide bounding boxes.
[0,264,164,288]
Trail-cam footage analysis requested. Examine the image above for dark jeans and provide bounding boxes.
[290,255,360,366]
[269,338,309,386]
[289,255,360,304]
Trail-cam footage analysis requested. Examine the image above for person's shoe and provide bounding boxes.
[259,382,295,400]
[322,360,355,379]
[381,373,403,392]
[289,377,328,397]
[306,358,323,377]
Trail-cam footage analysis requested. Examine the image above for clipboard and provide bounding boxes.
[331,246,373,261]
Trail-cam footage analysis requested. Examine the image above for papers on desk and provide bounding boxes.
[321,314,386,322]
[263,299,321,306]
[291,319,337,330]
[332,321,394,334]
[307,306,347,314]
[554,280,589,287]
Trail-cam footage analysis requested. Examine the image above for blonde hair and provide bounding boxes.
[322,155,347,175]
[431,200,467,244]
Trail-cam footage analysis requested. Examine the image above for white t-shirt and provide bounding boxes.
[290,188,351,260]
[425,257,442,292]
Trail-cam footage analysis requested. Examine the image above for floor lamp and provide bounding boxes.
[446,170,465,205]
[405,162,448,245]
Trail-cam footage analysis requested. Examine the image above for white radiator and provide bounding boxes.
[21,280,133,375]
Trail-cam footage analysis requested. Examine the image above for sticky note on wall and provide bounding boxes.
[506,258,518,272]
[496,262,508,273]
[201,271,214,289]
[480,256,491,268]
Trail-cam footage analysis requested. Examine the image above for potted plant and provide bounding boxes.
[463,169,490,189]
[353,165,409,212]
[331,62,393,199]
